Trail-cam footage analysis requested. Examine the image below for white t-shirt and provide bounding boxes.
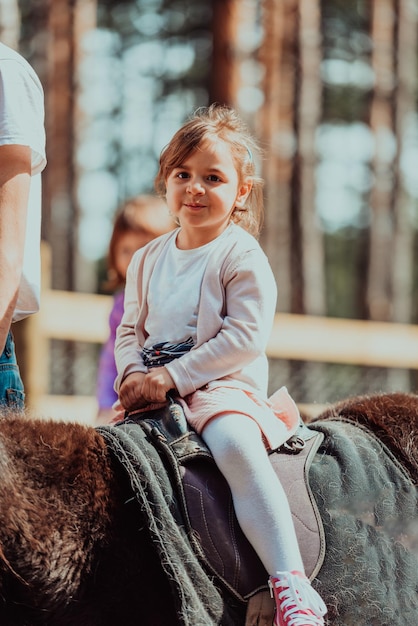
[0,42,46,321]
[145,231,228,348]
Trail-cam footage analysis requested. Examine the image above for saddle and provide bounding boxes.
[124,397,326,603]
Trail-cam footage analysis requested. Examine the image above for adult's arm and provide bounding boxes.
[0,144,31,353]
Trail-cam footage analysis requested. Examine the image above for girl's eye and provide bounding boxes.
[207,174,221,182]
[177,171,189,179]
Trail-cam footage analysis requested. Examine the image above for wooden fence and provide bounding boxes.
[23,289,113,422]
[22,285,418,423]
[18,242,418,422]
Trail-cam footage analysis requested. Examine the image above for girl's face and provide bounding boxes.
[165,138,251,249]
[114,231,153,280]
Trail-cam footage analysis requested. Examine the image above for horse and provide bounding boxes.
[0,391,418,625]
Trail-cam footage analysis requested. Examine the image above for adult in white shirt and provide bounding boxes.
[0,42,46,409]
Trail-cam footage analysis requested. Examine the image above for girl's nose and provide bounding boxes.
[187,178,205,194]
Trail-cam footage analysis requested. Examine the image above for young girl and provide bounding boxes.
[114,105,327,625]
[95,195,174,424]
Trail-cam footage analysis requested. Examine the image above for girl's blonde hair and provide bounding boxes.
[155,104,264,237]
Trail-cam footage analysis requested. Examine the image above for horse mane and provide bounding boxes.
[313,392,418,483]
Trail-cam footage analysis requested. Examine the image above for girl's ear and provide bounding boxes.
[235,178,252,208]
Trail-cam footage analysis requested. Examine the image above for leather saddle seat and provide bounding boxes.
[125,397,325,602]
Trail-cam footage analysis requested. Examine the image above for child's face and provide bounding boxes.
[115,231,153,280]
[165,138,251,247]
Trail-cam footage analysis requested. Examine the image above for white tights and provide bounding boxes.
[201,413,304,576]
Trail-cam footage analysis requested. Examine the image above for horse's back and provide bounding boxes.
[309,413,418,624]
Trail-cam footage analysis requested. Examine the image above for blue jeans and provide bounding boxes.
[0,331,24,410]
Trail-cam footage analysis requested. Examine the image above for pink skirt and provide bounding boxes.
[179,385,300,451]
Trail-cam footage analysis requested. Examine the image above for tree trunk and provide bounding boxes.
[210,0,261,126]
[41,0,97,395]
[258,0,299,314]
[298,0,325,315]
[391,0,418,324]
[387,0,418,391]
[44,0,76,291]
[72,0,97,293]
[210,0,241,105]
[366,0,397,321]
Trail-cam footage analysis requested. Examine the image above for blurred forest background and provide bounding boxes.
[1,0,418,407]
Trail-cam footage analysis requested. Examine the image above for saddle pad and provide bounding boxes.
[179,431,325,600]
[120,401,326,603]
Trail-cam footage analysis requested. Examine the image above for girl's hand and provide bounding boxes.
[118,372,147,411]
[141,367,176,403]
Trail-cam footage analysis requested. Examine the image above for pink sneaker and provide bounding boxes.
[269,570,327,626]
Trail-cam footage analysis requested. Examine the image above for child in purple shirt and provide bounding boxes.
[95,195,174,424]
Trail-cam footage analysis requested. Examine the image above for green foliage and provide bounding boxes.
[323,85,370,123]
[324,229,369,319]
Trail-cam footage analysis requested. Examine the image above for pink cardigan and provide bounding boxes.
[114,224,277,399]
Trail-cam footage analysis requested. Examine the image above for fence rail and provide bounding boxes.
[22,282,418,423]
